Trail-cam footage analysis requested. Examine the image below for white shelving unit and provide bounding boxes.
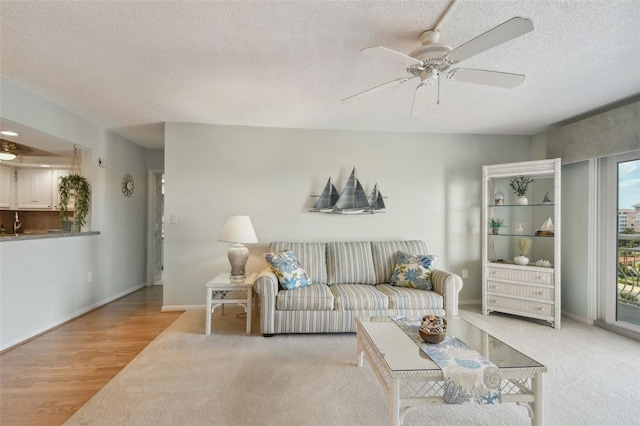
[482,158,561,328]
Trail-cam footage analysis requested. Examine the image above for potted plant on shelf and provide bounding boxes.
[514,238,532,265]
[487,217,505,235]
[509,176,534,205]
[59,173,91,233]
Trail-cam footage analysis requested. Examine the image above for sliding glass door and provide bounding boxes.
[616,157,640,328]
[596,151,640,337]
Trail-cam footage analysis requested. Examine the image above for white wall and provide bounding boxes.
[0,77,149,350]
[560,160,590,319]
[164,122,531,308]
[146,149,165,170]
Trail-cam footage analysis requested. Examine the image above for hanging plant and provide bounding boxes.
[59,173,91,228]
[58,145,91,230]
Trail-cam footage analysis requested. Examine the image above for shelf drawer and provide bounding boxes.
[487,267,553,285]
[487,295,553,317]
[487,281,554,302]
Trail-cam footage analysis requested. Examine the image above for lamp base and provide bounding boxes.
[228,243,250,280]
[229,273,249,281]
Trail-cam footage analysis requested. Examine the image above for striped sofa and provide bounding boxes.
[255,240,463,336]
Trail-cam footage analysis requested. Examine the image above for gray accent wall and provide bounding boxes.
[547,101,640,164]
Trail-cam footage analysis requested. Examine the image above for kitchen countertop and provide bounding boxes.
[0,230,100,242]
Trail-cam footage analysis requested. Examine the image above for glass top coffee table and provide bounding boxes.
[356,316,546,426]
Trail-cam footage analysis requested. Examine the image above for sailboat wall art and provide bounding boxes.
[310,167,386,215]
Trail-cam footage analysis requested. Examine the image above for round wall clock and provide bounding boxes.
[122,174,134,197]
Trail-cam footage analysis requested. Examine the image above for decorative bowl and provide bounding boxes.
[419,316,447,344]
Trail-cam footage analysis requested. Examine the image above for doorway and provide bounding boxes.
[615,157,640,328]
[596,151,640,338]
[147,170,164,286]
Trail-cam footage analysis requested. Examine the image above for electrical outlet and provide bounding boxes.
[462,269,468,279]
[88,272,93,283]
[98,157,106,168]
[170,214,178,224]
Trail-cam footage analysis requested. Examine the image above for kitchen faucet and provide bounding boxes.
[13,211,22,234]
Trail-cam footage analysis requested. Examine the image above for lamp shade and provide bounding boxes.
[218,215,258,244]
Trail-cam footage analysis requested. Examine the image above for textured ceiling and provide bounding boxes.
[1,0,639,149]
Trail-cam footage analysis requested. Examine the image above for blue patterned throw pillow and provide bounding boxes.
[390,251,438,290]
[263,251,312,290]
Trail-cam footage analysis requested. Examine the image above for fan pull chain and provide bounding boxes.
[437,76,441,105]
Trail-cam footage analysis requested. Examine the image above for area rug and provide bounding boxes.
[64,306,640,426]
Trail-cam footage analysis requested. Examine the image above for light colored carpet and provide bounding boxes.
[64,306,640,426]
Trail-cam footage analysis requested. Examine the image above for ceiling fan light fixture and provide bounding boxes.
[419,68,438,83]
[0,152,17,161]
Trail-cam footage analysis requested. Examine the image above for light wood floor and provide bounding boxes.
[0,285,183,426]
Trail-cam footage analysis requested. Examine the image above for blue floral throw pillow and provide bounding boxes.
[263,251,312,290]
[390,251,438,290]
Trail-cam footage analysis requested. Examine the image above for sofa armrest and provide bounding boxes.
[254,268,279,334]
[431,269,463,317]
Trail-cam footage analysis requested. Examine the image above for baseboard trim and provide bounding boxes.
[0,284,146,353]
[161,304,204,311]
[561,310,592,325]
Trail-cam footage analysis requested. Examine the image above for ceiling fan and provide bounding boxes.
[341,0,534,116]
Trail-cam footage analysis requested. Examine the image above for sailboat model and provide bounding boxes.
[333,168,370,214]
[311,178,340,212]
[367,183,386,213]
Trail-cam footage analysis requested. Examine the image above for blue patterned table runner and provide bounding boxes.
[393,316,501,404]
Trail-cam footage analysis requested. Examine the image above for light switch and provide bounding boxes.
[169,214,178,224]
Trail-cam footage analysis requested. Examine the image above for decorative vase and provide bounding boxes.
[515,196,528,205]
[491,228,499,235]
[514,255,529,265]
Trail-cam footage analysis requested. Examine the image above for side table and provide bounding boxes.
[205,272,257,335]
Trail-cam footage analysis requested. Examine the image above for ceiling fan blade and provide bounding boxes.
[447,17,534,63]
[341,76,416,103]
[448,68,525,88]
[411,83,432,117]
[361,46,422,67]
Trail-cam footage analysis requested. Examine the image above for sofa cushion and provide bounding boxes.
[330,284,388,310]
[375,284,443,310]
[390,251,438,290]
[371,240,428,284]
[276,283,334,310]
[271,242,327,284]
[327,242,377,285]
[263,251,312,290]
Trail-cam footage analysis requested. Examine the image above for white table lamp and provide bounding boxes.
[218,215,258,280]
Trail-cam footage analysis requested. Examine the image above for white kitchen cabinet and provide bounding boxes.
[0,165,14,209]
[53,169,74,211]
[482,158,561,328]
[16,168,53,209]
